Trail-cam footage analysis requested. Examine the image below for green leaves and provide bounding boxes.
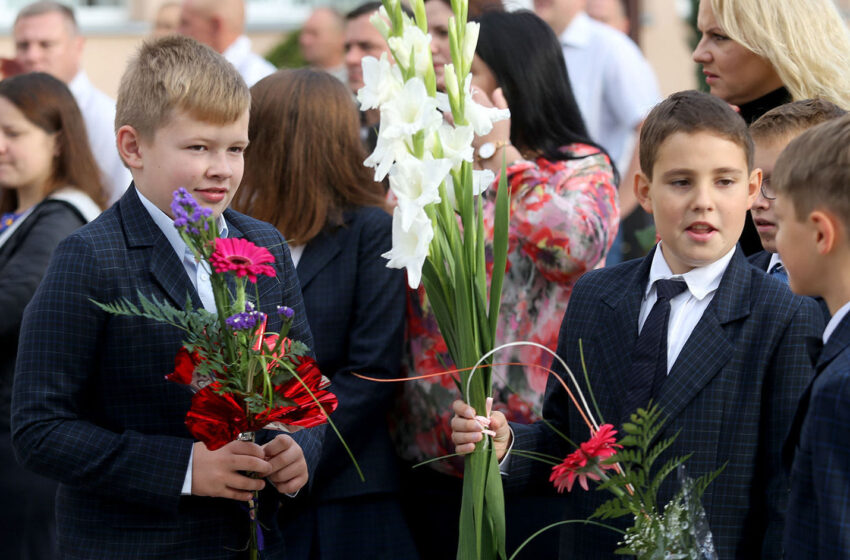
[587,403,725,559]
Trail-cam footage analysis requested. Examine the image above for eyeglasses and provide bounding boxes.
[760,178,776,200]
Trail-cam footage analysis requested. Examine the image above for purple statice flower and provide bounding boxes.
[171,189,212,235]
[276,305,294,319]
[225,303,266,332]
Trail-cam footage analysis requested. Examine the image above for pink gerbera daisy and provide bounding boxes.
[549,424,622,493]
[209,238,276,282]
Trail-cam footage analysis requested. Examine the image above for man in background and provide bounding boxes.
[179,0,275,86]
[534,0,660,263]
[13,1,131,203]
[300,7,346,83]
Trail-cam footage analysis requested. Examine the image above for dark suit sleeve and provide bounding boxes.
[11,235,192,512]
[0,202,85,338]
[760,297,823,557]
[507,284,579,490]
[796,364,850,557]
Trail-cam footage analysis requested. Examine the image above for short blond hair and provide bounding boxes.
[750,99,847,143]
[711,0,850,109]
[773,114,850,226]
[115,35,249,139]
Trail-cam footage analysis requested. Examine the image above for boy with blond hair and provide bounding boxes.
[748,99,846,276]
[451,90,823,559]
[11,36,318,558]
[774,114,850,558]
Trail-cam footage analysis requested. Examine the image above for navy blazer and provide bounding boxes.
[280,206,416,559]
[748,250,831,322]
[11,187,320,559]
[510,246,823,559]
[747,249,772,272]
[784,312,850,558]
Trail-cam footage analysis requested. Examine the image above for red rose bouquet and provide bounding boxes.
[95,188,341,559]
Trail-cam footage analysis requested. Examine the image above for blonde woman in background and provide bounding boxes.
[694,0,850,119]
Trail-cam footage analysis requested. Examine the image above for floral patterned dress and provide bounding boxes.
[391,143,619,477]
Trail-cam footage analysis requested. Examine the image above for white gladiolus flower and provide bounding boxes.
[389,155,453,230]
[442,168,494,210]
[370,6,393,40]
[364,127,409,182]
[436,123,474,170]
[462,76,511,135]
[357,54,403,110]
[382,206,434,289]
[472,168,495,196]
[387,25,433,76]
[461,22,479,69]
[381,78,442,139]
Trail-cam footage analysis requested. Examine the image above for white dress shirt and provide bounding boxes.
[69,72,132,204]
[639,244,736,373]
[767,252,783,274]
[223,35,276,87]
[559,12,661,171]
[823,301,850,344]
[137,189,227,494]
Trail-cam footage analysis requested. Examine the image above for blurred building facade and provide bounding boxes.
[0,0,846,98]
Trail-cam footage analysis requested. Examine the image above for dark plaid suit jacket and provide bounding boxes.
[784,312,850,559]
[510,246,823,559]
[11,186,321,559]
[280,206,417,559]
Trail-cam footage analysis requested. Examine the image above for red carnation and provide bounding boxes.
[209,238,276,283]
[166,347,198,385]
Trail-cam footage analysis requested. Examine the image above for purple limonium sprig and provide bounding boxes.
[171,188,212,236]
[225,308,266,332]
[276,305,294,319]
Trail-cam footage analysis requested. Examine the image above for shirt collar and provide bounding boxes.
[768,252,783,273]
[223,35,251,65]
[136,189,227,259]
[68,70,89,100]
[559,11,592,49]
[823,300,850,344]
[645,243,736,301]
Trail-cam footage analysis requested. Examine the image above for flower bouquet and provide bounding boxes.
[506,344,723,560]
[358,0,511,558]
[94,189,343,559]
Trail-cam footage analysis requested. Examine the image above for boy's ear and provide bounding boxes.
[746,168,761,209]
[634,172,653,214]
[116,125,144,170]
[809,209,842,256]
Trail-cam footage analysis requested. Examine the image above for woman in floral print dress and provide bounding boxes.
[393,10,620,559]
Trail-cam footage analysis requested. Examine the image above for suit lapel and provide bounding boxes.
[656,249,750,423]
[296,227,343,290]
[595,251,652,422]
[783,315,850,468]
[120,185,201,310]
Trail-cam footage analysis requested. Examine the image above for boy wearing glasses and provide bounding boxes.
[749,99,846,279]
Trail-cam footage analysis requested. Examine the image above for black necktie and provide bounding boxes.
[623,278,688,423]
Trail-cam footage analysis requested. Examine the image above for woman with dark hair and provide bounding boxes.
[233,68,417,560]
[394,10,618,559]
[0,72,106,559]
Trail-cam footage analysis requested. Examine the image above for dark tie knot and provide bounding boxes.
[655,278,688,301]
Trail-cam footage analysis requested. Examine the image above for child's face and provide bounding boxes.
[637,131,759,275]
[133,109,249,219]
[774,194,817,296]
[751,136,791,253]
